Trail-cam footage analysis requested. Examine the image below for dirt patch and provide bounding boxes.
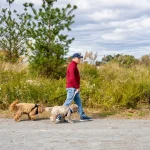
[1,108,150,120]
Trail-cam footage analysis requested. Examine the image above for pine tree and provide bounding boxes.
[26,0,77,78]
[0,0,29,62]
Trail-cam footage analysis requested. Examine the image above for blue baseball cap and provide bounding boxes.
[72,53,83,58]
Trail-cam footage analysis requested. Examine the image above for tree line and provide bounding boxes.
[0,0,77,78]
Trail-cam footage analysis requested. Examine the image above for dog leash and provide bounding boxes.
[47,90,79,102]
[72,90,78,100]
[47,93,67,102]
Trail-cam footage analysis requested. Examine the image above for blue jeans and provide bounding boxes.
[63,88,86,117]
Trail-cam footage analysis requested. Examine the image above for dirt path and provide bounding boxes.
[0,118,150,150]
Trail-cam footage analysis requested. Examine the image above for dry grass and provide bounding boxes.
[1,108,150,121]
[0,61,28,72]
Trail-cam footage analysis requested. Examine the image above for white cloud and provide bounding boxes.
[1,0,150,60]
[101,32,125,41]
[140,18,150,28]
[88,9,120,21]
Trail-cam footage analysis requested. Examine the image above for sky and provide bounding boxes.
[1,0,150,61]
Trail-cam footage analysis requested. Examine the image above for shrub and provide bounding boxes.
[1,61,150,111]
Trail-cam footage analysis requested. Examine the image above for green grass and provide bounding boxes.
[1,61,150,110]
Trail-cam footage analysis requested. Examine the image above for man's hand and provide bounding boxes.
[76,88,80,93]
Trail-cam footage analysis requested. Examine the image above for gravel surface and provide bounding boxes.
[0,118,150,150]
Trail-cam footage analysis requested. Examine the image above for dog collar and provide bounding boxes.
[65,107,73,116]
[69,108,73,113]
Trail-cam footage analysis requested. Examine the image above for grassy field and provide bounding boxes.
[0,61,150,114]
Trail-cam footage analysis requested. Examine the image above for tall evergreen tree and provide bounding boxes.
[0,0,29,62]
[26,0,77,78]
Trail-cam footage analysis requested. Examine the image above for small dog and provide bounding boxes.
[9,100,45,122]
[45,104,78,124]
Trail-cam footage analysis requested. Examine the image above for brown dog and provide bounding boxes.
[9,100,45,122]
[45,104,78,124]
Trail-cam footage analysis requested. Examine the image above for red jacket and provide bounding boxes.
[66,61,80,89]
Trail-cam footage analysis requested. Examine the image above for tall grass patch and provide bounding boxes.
[0,62,66,109]
[80,63,150,110]
[1,61,150,110]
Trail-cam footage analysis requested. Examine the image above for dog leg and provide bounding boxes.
[29,114,36,121]
[14,116,21,122]
[61,116,65,123]
[29,110,37,121]
[67,118,73,123]
[14,111,22,122]
[66,111,73,123]
[50,115,57,124]
[28,114,31,120]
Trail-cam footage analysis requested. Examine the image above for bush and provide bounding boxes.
[1,61,150,110]
[80,63,150,110]
[0,62,66,109]
[140,54,150,67]
[113,54,139,68]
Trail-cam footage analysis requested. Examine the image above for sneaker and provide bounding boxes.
[55,118,61,124]
[80,116,92,121]
[55,116,68,123]
[55,116,61,124]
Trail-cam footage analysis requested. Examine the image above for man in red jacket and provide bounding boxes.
[57,53,92,122]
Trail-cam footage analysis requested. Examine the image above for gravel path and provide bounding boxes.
[0,118,150,150]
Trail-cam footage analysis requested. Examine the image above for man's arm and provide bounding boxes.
[69,65,79,89]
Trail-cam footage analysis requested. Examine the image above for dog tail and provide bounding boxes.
[45,107,53,112]
[9,99,19,111]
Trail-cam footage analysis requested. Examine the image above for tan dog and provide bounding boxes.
[45,104,78,124]
[9,100,45,122]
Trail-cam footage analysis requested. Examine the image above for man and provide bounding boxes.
[57,53,92,122]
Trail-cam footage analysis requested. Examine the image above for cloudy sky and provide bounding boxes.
[1,0,150,60]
